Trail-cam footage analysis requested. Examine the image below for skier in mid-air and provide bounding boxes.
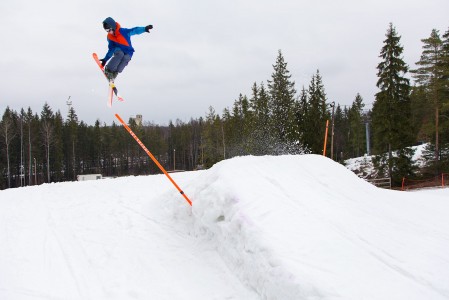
[100,17,153,82]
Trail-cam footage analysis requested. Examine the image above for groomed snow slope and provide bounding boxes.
[1,154,449,299]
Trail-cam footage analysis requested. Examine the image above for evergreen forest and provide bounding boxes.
[2,23,449,190]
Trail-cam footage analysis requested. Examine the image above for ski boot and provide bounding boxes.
[104,68,118,82]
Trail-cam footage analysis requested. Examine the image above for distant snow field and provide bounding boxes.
[1,154,448,299]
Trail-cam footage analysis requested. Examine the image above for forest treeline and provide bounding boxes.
[1,23,449,190]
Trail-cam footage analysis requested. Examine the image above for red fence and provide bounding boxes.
[401,173,449,191]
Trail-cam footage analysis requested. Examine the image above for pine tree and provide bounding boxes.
[267,50,298,151]
[247,82,260,154]
[372,23,414,184]
[24,108,34,185]
[442,28,449,98]
[232,94,247,155]
[247,82,259,148]
[333,104,349,162]
[40,103,55,183]
[411,29,444,166]
[92,120,102,174]
[221,107,231,159]
[248,82,272,155]
[410,85,432,143]
[65,106,78,180]
[202,106,223,167]
[303,70,329,154]
[294,86,308,151]
[53,111,64,182]
[101,121,113,176]
[440,28,449,147]
[348,93,365,157]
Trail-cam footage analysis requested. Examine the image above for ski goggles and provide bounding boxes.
[105,28,113,33]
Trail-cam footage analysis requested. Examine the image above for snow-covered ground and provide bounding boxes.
[1,154,448,300]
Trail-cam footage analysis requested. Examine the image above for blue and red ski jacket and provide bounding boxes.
[103,22,146,62]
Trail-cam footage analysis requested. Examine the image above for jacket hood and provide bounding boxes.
[103,17,116,31]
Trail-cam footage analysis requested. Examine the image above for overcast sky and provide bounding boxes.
[1,0,448,126]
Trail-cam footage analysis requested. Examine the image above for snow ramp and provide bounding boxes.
[1,154,448,300]
[171,154,449,300]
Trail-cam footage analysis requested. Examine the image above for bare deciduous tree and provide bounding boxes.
[0,109,17,188]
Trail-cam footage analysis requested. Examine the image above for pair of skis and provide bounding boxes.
[92,53,124,107]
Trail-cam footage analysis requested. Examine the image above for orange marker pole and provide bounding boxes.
[323,120,329,156]
[115,113,192,206]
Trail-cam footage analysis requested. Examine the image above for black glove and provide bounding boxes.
[99,59,106,67]
[145,25,153,32]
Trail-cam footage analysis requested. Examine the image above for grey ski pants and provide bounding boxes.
[106,50,131,73]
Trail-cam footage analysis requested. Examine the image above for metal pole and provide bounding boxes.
[34,158,37,185]
[365,121,371,156]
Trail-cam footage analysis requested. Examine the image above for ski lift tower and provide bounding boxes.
[66,96,72,115]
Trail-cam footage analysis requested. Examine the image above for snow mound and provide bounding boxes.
[1,154,449,300]
[173,154,449,300]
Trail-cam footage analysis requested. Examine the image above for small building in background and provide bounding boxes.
[77,174,103,181]
[134,114,143,126]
